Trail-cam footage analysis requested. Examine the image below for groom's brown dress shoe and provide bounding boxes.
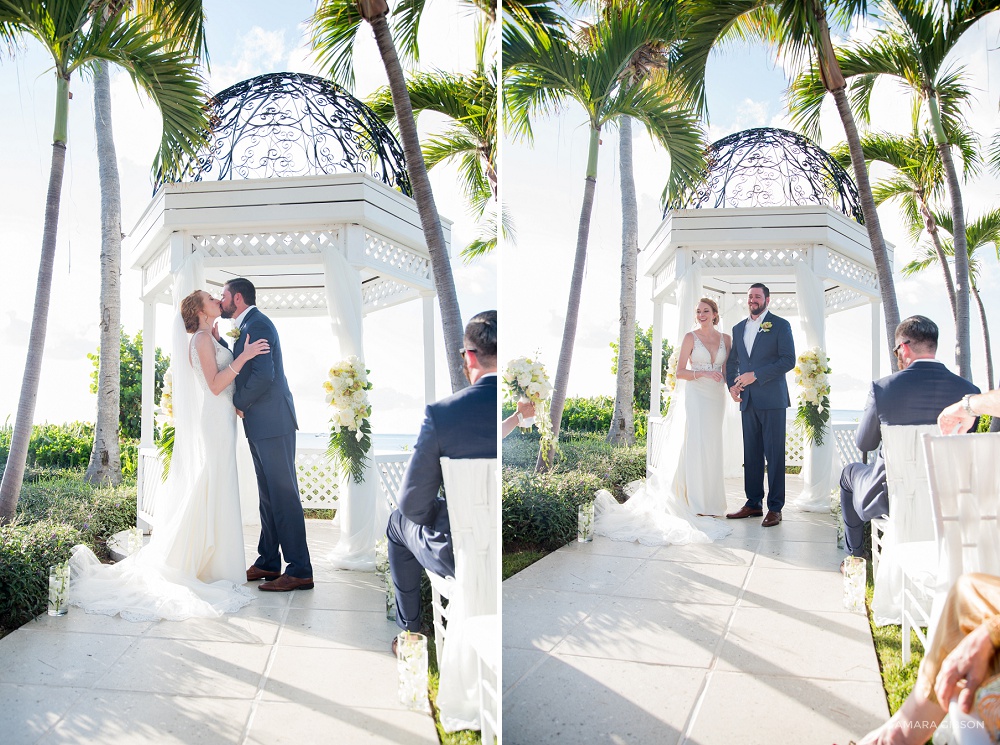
[726,505,764,519]
[761,511,782,527]
[246,566,281,582]
[259,574,314,592]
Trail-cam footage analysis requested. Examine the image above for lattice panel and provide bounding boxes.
[193,230,337,258]
[827,251,878,290]
[378,454,412,511]
[297,451,340,507]
[365,232,431,281]
[694,247,806,269]
[653,267,673,295]
[785,426,806,467]
[257,290,328,313]
[142,246,170,287]
[765,295,797,313]
[363,278,411,310]
[825,286,866,310]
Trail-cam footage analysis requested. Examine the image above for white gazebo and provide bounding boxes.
[126,72,450,568]
[641,128,891,510]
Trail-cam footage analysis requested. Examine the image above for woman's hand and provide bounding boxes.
[238,334,270,363]
[707,371,724,384]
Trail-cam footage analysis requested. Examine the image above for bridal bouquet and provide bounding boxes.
[663,350,680,413]
[794,347,832,446]
[156,368,175,479]
[324,356,373,484]
[503,356,555,461]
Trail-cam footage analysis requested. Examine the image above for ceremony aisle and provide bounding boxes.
[0,519,437,744]
[503,474,890,744]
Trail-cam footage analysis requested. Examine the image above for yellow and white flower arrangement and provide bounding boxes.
[503,356,555,463]
[324,356,373,484]
[794,346,832,445]
[225,326,241,340]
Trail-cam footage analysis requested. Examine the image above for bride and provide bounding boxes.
[69,289,270,621]
[594,298,732,545]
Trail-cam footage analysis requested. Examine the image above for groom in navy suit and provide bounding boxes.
[221,278,313,591]
[725,283,796,527]
[387,311,498,639]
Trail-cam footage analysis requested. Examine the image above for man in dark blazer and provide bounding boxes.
[840,315,979,559]
[221,278,313,591]
[726,283,796,527]
[387,311,498,638]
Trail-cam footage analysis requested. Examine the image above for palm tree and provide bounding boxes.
[0,0,207,522]
[829,128,979,327]
[675,0,902,368]
[86,0,209,486]
[504,5,706,469]
[788,0,1000,380]
[902,208,1000,393]
[310,0,468,393]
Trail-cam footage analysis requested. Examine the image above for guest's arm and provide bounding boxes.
[939,389,999,434]
[934,616,1000,713]
[502,400,535,438]
[855,386,881,453]
[396,409,444,526]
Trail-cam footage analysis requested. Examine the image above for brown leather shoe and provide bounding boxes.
[246,566,281,582]
[259,574,314,592]
[761,511,782,527]
[726,505,764,519]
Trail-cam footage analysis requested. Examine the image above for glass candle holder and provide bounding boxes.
[842,556,866,612]
[48,562,70,617]
[578,502,595,543]
[396,631,430,713]
[126,526,143,556]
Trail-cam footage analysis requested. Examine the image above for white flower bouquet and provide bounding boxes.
[794,347,832,446]
[156,369,175,479]
[324,356,373,484]
[662,350,680,413]
[503,356,555,462]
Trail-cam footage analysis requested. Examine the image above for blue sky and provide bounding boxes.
[0,1,493,434]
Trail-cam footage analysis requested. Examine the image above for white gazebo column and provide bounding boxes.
[422,292,436,406]
[871,298,881,380]
[650,300,663,415]
[140,298,156,449]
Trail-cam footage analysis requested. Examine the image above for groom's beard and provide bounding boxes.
[220,300,236,319]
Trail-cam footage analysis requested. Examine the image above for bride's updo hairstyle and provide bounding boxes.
[180,290,207,333]
[699,297,720,326]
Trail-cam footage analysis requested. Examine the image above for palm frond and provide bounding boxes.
[309,0,363,90]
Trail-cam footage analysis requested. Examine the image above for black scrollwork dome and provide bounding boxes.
[162,71,411,195]
[669,127,863,224]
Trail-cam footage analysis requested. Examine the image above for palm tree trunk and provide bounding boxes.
[538,126,601,471]
[0,78,69,521]
[367,12,467,393]
[608,116,636,445]
[972,283,994,391]
[925,216,957,324]
[86,60,123,486]
[930,95,972,381]
[830,85,900,370]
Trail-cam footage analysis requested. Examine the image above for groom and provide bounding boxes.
[725,283,796,527]
[221,278,313,591]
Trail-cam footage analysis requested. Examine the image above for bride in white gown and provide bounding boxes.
[69,289,270,621]
[594,299,733,545]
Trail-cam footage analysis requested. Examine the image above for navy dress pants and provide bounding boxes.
[741,404,787,513]
[386,508,454,632]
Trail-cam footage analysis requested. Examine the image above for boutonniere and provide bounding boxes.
[225,328,241,340]
[759,322,773,333]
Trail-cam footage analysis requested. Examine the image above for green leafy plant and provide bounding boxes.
[0,519,79,630]
[89,328,169,440]
[611,324,673,414]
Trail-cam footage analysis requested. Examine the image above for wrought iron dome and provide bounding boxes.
[668,127,863,224]
[161,71,411,195]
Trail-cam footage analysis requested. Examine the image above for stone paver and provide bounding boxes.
[0,520,438,745]
[502,476,891,745]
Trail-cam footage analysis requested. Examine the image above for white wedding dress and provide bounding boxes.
[69,330,253,621]
[594,333,732,545]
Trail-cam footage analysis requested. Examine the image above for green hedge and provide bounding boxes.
[0,519,80,630]
[0,422,138,480]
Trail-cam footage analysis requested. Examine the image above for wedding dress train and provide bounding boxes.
[69,330,253,621]
[594,333,732,545]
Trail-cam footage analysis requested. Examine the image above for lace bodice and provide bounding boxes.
[190,331,235,402]
[689,332,725,372]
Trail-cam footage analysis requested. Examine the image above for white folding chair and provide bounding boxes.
[871,425,939,632]
[913,433,1000,663]
[428,457,498,732]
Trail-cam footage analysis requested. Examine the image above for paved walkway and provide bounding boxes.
[502,476,891,744]
[1,520,438,745]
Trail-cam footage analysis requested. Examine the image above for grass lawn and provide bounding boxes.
[502,548,549,580]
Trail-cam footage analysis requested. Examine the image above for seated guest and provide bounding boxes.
[387,311,498,646]
[840,316,979,561]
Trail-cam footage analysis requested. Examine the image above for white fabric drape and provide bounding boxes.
[792,261,836,512]
[321,246,377,571]
[719,293,745,479]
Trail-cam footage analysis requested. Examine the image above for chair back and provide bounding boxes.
[923,433,1000,584]
[882,424,939,543]
[440,457,498,618]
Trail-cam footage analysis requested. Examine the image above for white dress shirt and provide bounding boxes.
[234,305,257,329]
[743,309,769,358]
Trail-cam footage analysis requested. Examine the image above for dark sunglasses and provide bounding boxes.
[893,340,910,356]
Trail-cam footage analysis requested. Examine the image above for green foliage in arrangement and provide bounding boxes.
[611,325,673,414]
[89,329,169,440]
[0,422,139,480]
[0,519,79,630]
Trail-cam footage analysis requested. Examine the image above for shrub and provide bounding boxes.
[0,519,79,630]
[610,324,674,414]
[0,423,140,482]
[502,467,604,550]
[89,328,169,440]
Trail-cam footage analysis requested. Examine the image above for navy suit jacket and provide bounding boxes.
[228,307,298,441]
[396,375,498,533]
[725,311,796,411]
[850,360,979,512]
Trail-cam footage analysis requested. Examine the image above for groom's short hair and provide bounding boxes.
[750,282,770,299]
[226,278,256,306]
[465,310,497,366]
[895,315,938,352]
